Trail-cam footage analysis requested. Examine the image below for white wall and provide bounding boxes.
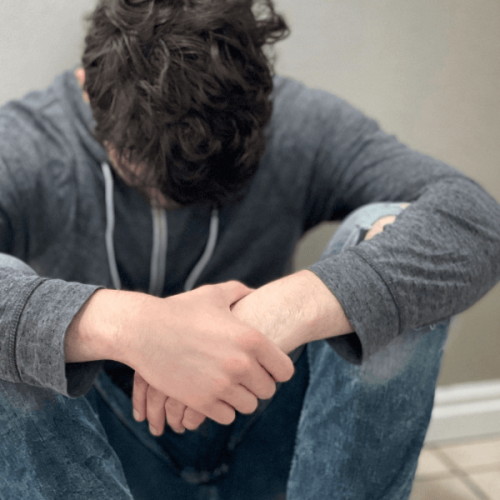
[282,0,500,385]
[1,0,499,385]
[0,0,95,105]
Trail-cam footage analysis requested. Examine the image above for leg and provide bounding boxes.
[0,381,134,499]
[0,253,134,499]
[286,203,450,499]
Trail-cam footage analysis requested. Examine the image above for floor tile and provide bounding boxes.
[410,476,481,500]
[415,449,451,478]
[439,436,500,470]
[469,470,500,500]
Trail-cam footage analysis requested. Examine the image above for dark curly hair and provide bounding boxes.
[82,0,289,206]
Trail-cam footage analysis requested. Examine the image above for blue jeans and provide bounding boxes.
[0,203,450,499]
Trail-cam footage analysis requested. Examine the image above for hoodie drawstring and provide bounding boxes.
[102,162,122,291]
[101,162,219,295]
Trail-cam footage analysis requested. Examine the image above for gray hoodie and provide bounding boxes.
[0,70,499,398]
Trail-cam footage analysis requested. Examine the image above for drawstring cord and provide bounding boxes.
[101,162,219,295]
[184,208,219,292]
[102,162,122,291]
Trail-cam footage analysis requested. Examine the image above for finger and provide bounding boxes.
[182,407,207,431]
[222,384,259,415]
[165,397,187,434]
[240,361,277,401]
[132,371,148,422]
[201,400,236,426]
[254,338,295,383]
[146,385,168,436]
[217,281,254,307]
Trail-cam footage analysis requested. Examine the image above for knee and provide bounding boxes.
[0,253,36,275]
[364,203,409,241]
[321,202,410,258]
[359,319,449,384]
[0,379,56,413]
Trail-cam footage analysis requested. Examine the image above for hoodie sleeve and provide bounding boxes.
[0,92,104,397]
[276,81,500,364]
[0,261,103,397]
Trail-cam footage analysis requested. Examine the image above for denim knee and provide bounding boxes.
[0,253,36,275]
[322,202,409,258]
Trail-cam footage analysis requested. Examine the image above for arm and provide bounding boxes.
[270,78,500,363]
[132,271,352,434]
[134,215,397,435]
[231,270,353,352]
[65,281,295,425]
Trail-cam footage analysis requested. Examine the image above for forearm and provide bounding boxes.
[65,288,144,366]
[231,270,354,354]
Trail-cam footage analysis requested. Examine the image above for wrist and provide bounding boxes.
[231,270,354,353]
[64,288,145,365]
[296,270,354,343]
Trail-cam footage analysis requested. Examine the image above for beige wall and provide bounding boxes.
[1,1,499,385]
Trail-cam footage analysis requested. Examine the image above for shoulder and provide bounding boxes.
[0,70,103,192]
[0,72,76,170]
[270,75,362,124]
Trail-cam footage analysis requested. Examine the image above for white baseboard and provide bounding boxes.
[425,379,500,444]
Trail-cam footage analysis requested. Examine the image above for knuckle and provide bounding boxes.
[235,357,252,376]
[146,386,163,402]
[213,375,232,396]
[237,328,262,352]
[223,356,251,379]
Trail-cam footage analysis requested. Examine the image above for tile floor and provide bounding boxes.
[410,434,500,499]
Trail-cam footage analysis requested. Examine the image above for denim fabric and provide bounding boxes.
[0,203,449,499]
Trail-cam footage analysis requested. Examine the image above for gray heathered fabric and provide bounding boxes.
[0,70,499,398]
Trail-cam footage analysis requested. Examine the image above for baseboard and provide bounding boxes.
[425,379,500,444]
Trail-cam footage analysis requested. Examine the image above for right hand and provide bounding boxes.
[121,281,295,426]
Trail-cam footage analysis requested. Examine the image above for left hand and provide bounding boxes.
[133,371,206,435]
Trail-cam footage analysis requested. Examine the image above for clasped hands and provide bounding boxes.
[129,279,300,436]
[129,212,402,436]
[66,268,353,434]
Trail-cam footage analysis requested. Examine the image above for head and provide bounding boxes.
[82,0,289,207]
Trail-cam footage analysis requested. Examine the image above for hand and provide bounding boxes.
[132,271,347,435]
[120,281,294,426]
[132,271,352,434]
[133,371,206,435]
[131,206,410,435]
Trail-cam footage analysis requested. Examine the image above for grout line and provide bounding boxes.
[459,475,490,500]
[414,472,454,482]
[433,449,491,500]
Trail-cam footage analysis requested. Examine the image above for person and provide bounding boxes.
[0,0,499,498]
